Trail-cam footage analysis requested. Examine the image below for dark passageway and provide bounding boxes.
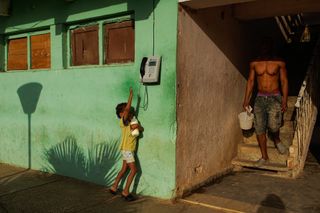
[282,38,318,96]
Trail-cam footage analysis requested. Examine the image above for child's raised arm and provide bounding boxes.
[122,88,133,123]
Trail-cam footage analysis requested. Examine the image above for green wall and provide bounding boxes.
[0,0,178,198]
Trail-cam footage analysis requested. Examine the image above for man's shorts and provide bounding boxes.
[121,150,135,163]
[254,95,282,135]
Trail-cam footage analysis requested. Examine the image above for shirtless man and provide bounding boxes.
[243,38,289,167]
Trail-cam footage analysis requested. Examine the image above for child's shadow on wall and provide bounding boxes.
[132,143,142,194]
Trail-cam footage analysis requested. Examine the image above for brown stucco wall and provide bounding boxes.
[176,5,256,195]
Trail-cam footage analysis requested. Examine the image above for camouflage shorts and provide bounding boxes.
[254,95,282,135]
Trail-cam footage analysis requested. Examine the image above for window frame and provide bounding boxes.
[67,15,134,68]
[104,20,135,64]
[30,32,51,70]
[5,29,51,72]
[70,24,100,66]
[7,36,28,71]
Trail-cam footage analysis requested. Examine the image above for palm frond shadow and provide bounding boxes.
[43,136,86,179]
[42,136,121,186]
[87,138,121,186]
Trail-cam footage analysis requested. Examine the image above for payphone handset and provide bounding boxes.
[140,56,161,84]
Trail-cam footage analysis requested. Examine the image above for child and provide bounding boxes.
[109,88,143,201]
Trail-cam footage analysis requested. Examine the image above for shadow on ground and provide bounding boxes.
[0,164,142,213]
[257,194,286,212]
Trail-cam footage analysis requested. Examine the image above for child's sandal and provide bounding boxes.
[121,193,136,202]
[109,188,117,195]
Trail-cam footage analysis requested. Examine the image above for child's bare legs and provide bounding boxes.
[111,161,128,191]
[122,162,137,196]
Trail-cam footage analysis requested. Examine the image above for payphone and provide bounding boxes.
[140,56,161,84]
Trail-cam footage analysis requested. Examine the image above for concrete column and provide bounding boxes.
[0,34,4,71]
[50,24,67,70]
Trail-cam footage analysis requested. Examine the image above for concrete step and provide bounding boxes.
[287,96,297,107]
[232,158,288,172]
[243,133,293,147]
[284,96,297,121]
[237,143,288,165]
[242,121,294,147]
[243,132,294,148]
[280,120,295,133]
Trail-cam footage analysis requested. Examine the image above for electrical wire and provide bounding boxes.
[136,0,155,112]
[137,82,148,111]
[152,0,155,56]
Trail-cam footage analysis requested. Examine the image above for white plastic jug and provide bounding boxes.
[238,107,254,130]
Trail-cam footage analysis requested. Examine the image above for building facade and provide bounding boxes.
[0,0,178,198]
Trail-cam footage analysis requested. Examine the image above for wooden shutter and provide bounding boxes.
[104,20,134,64]
[31,33,51,69]
[71,25,99,66]
[7,37,28,71]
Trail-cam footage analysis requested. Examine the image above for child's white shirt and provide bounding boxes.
[130,117,140,137]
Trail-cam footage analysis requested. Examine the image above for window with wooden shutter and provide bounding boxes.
[7,37,28,71]
[71,25,99,66]
[104,20,134,64]
[31,33,51,69]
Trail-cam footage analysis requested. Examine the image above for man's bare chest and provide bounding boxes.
[255,63,280,76]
